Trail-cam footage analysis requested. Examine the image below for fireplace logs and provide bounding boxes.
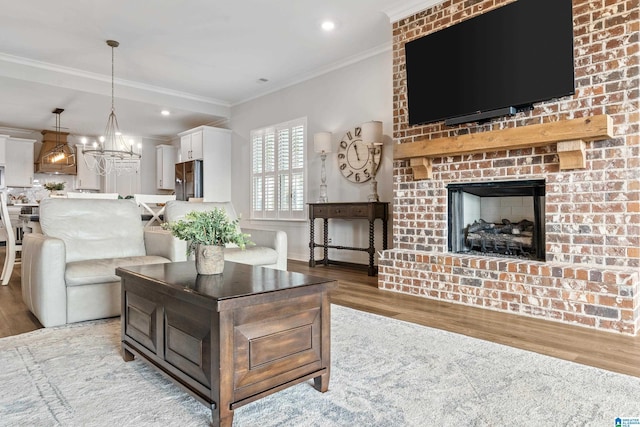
[466,219,534,257]
[447,180,546,261]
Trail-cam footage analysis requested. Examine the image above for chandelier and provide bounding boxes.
[42,108,76,167]
[82,40,141,176]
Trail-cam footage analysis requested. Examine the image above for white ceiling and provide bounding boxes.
[0,0,434,140]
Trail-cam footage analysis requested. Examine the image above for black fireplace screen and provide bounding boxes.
[447,180,545,260]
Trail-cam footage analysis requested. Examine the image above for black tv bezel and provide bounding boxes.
[405,0,575,127]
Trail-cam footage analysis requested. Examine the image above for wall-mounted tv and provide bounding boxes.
[405,0,575,126]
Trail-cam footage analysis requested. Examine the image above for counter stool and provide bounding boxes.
[134,194,176,228]
[0,192,21,285]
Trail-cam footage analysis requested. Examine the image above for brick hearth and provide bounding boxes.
[381,0,640,334]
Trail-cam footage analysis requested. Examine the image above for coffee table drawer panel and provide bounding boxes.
[164,305,213,388]
[124,291,158,353]
[250,324,313,366]
[233,302,323,401]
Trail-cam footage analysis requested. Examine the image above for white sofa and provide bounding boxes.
[21,198,182,327]
[163,200,288,270]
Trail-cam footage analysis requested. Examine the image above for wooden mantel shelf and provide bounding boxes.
[394,115,613,179]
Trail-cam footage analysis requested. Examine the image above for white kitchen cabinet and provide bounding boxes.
[103,163,140,197]
[179,129,203,161]
[5,137,35,187]
[178,126,231,201]
[156,144,176,190]
[74,144,101,191]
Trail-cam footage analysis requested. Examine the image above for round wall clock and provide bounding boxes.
[337,126,382,183]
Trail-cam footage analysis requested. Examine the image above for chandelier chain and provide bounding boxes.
[111,42,114,112]
[82,40,141,176]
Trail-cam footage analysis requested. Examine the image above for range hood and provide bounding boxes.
[35,130,77,175]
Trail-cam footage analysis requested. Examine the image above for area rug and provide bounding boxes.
[1,305,639,426]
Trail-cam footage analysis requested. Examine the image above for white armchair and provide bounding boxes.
[163,200,288,270]
[21,198,183,327]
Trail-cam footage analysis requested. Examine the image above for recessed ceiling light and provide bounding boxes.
[321,20,335,32]
[161,110,171,116]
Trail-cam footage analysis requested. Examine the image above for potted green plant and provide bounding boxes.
[162,208,252,275]
[43,181,65,195]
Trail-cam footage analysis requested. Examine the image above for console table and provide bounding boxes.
[308,202,389,276]
[117,261,337,427]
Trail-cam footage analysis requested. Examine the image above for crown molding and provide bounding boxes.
[0,127,40,137]
[382,0,444,23]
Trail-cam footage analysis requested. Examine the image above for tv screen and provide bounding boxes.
[405,0,575,126]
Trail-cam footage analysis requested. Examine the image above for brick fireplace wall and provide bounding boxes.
[381,0,640,334]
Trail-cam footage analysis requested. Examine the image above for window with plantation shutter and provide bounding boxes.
[250,117,307,220]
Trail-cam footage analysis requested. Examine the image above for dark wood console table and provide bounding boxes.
[308,202,389,276]
[117,261,337,427]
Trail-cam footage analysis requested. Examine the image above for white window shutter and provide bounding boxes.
[250,117,307,220]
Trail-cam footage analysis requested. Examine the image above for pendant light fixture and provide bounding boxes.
[41,108,76,168]
[82,40,141,176]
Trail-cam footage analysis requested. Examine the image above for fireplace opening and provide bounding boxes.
[448,180,545,261]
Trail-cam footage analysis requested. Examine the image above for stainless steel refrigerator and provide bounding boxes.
[175,160,203,201]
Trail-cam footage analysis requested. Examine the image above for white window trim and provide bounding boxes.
[250,117,307,221]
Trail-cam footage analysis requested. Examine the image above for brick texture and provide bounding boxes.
[383,0,640,335]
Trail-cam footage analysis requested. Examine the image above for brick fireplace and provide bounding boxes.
[380,0,640,334]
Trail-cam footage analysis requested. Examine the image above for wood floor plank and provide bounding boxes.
[1,253,638,378]
[290,260,640,378]
[0,247,42,336]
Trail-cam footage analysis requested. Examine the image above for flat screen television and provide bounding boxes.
[405,0,575,126]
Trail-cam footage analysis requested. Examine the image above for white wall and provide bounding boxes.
[230,51,394,262]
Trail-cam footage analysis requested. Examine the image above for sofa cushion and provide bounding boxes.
[39,198,147,263]
[65,255,170,287]
[224,246,278,266]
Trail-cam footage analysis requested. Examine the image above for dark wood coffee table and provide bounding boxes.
[116,261,337,427]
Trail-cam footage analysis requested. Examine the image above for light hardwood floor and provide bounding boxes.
[1,250,639,378]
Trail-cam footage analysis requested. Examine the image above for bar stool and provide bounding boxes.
[0,192,21,286]
[134,194,176,228]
